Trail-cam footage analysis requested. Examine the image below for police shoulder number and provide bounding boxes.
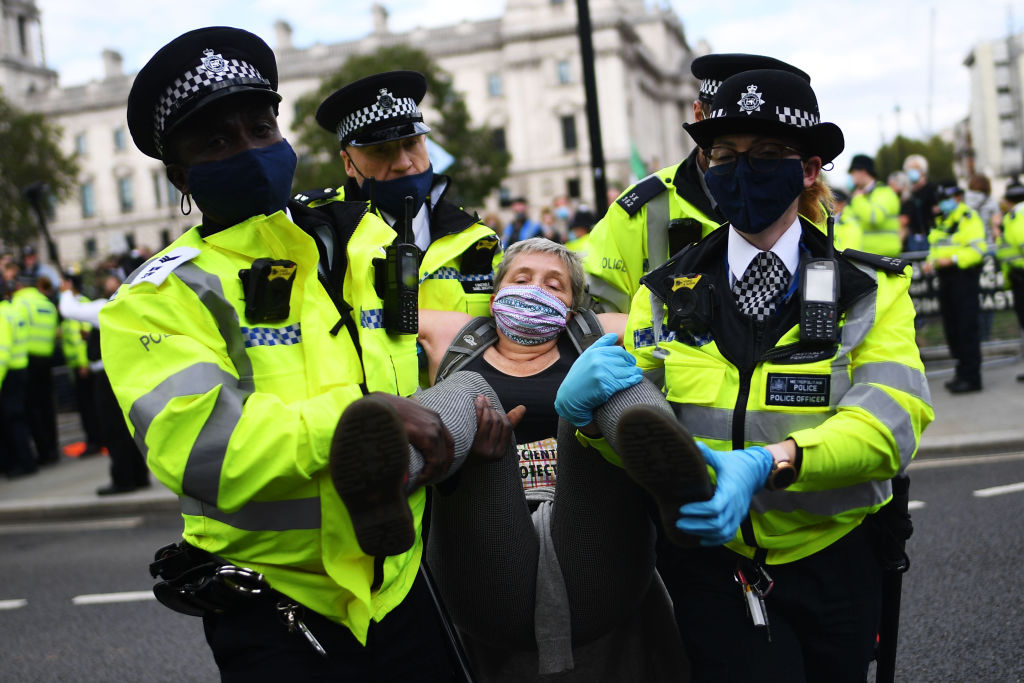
[129,247,201,288]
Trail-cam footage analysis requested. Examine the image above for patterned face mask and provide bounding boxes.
[491,285,569,345]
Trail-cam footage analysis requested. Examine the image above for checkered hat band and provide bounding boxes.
[700,78,722,98]
[776,106,819,127]
[708,106,819,129]
[153,58,269,151]
[336,97,420,142]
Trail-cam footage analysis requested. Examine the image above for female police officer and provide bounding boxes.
[560,68,933,682]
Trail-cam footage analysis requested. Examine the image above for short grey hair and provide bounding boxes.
[494,237,585,308]
[903,154,928,175]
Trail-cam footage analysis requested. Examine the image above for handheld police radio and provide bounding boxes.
[381,195,420,335]
[799,215,840,343]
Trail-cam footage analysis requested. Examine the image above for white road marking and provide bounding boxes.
[0,517,144,536]
[71,591,156,606]
[908,500,926,510]
[973,482,1024,498]
[0,599,28,610]
[909,452,1024,470]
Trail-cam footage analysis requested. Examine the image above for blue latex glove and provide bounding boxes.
[676,443,774,546]
[555,333,643,427]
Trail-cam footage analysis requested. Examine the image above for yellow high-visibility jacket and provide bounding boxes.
[13,286,58,357]
[929,202,986,269]
[99,203,422,644]
[848,183,902,257]
[626,219,933,564]
[296,176,501,318]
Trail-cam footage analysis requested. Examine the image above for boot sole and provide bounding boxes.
[329,397,415,557]
[616,405,714,548]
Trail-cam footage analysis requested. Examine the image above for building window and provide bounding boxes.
[124,232,137,251]
[551,0,565,5]
[487,73,503,98]
[118,176,134,213]
[567,177,580,199]
[84,237,97,258]
[17,16,28,56]
[160,229,171,248]
[152,170,164,208]
[560,115,578,151]
[166,178,180,207]
[113,127,127,151]
[74,133,87,156]
[80,182,95,218]
[557,60,571,85]
[492,127,507,152]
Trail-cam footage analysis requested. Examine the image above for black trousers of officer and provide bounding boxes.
[26,354,58,464]
[202,568,456,682]
[1007,268,1024,333]
[936,265,982,386]
[95,369,149,488]
[659,523,883,683]
[71,367,102,450]
[0,368,37,476]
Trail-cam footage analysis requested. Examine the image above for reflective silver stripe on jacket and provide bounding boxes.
[645,190,671,272]
[838,384,918,470]
[751,478,892,517]
[852,362,931,403]
[180,495,321,531]
[128,362,251,503]
[127,262,261,511]
[585,276,631,313]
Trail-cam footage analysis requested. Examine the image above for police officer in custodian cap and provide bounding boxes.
[306,71,501,321]
[107,25,511,681]
[559,67,933,681]
[582,53,814,314]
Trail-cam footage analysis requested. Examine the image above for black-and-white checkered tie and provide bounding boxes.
[732,251,789,321]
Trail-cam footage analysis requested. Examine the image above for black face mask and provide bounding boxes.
[187,139,297,226]
[704,157,805,234]
[361,165,434,219]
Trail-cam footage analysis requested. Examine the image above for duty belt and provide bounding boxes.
[149,541,327,656]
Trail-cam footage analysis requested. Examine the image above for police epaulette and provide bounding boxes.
[615,174,668,217]
[841,249,908,274]
[292,187,339,205]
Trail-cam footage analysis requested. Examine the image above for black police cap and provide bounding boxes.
[848,153,877,177]
[127,26,281,160]
[316,70,430,147]
[691,53,810,103]
[1004,180,1024,203]
[937,179,963,198]
[684,68,844,165]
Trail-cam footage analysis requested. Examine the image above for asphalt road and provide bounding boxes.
[0,452,1022,682]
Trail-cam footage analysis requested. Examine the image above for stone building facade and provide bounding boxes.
[2,0,701,265]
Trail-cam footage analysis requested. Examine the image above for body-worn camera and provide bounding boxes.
[663,272,715,337]
[239,258,297,323]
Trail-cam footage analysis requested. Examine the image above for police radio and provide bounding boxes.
[799,215,839,343]
[381,195,420,335]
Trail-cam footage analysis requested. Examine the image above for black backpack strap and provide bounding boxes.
[565,309,605,355]
[435,317,499,383]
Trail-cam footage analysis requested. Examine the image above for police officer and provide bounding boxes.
[0,279,35,478]
[562,68,933,682]
[997,181,1024,381]
[847,153,903,257]
[582,53,813,313]
[12,276,59,465]
[830,187,862,251]
[309,70,501,318]
[925,180,986,393]
[106,26,504,680]
[59,273,102,456]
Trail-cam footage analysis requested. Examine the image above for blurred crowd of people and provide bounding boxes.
[0,246,150,492]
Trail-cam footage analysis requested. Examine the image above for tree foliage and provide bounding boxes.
[291,46,509,209]
[875,134,954,181]
[0,89,78,246]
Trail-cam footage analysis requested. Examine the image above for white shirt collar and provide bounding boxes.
[727,216,802,283]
